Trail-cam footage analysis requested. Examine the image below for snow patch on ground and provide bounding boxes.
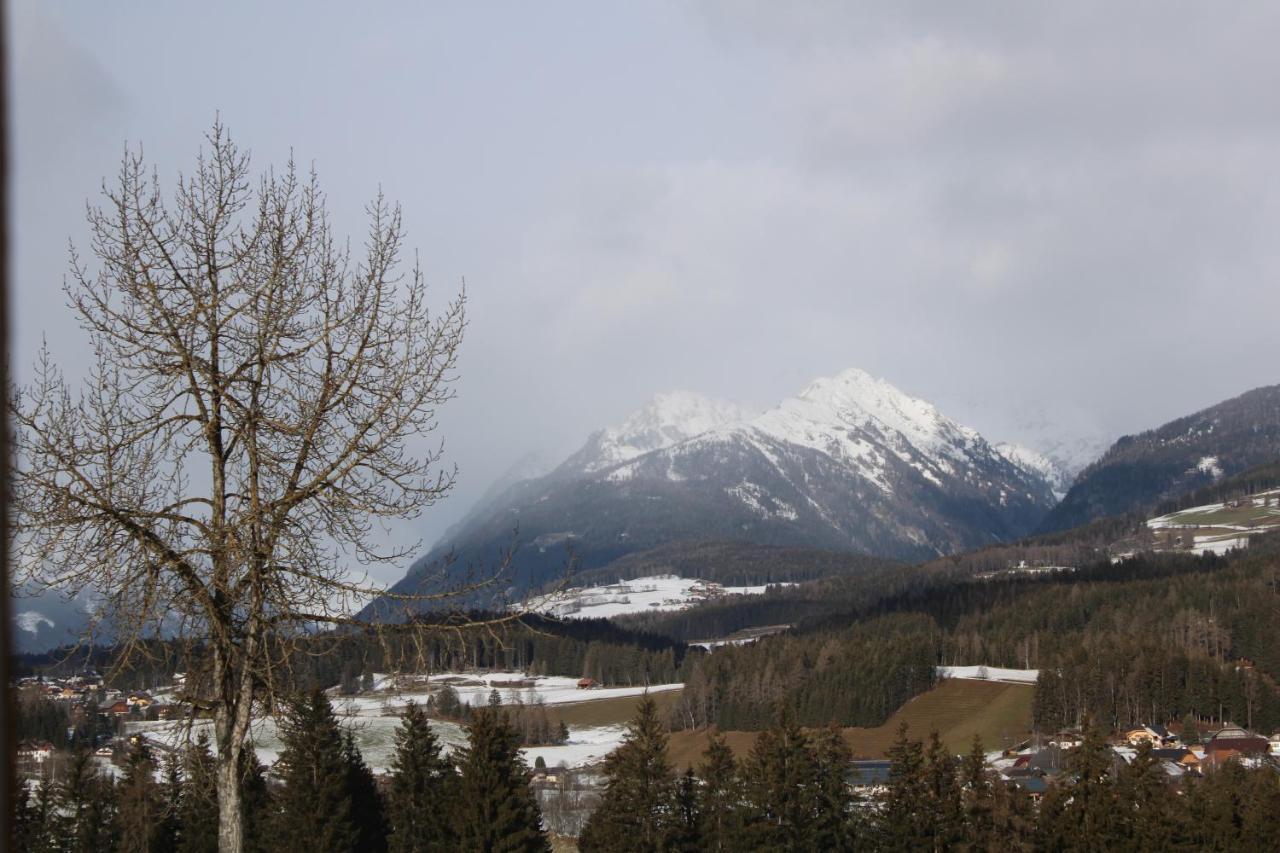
[337,672,682,712]
[128,671,679,772]
[1196,456,1224,478]
[937,665,1039,684]
[521,575,786,620]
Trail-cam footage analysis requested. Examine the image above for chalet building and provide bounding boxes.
[1203,726,1269,766]
[1152,747,1200,770]
[1049,731,1083,750]
[17,740,55,763]
[576,678,599,690]
[1121,724,1173,747]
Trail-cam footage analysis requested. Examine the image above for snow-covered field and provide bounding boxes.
[126,671,677,773]
[521,574,785,620]
[1142,489,1280,556]
[332,671,682,715]
[937,665,1039,684]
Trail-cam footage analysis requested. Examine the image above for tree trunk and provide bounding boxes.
[214,646,253,853]
[216,753,245,853]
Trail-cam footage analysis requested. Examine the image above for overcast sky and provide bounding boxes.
[10,1,1280,582]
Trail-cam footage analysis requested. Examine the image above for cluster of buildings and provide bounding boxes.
[17,671,189,725]
[993,723,1280,799]
[842,723,1279,800]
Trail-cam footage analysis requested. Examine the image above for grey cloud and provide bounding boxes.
[11,1,1280,581]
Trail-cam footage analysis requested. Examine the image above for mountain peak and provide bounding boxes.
[750,368,980,470]
[558,390,747,476]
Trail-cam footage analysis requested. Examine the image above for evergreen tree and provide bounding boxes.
[1183,761,1248,850]
[240,748,274,853]
[923,731,963,850]
[959,735,995,851]
[1116,740,1174,850]
[741,706,819,852]
[1037,718,1120,851]
[579,696,677,852]
[1180,713,1201,745]
[1238,764,1280,850]
[59,746,119,852]
[878,722,930,851]
[667,769,702,853]
[344,729,389,852]
[453,707,550,852]
[990,780,1035,852]
[179,732,219,853]
[273,691,359,853]
[117,741,163,853]
[156,753,184,853]
[14,775,59,853]
[386,701,457,853]
[695,732,746,852]
[810,724,857,851]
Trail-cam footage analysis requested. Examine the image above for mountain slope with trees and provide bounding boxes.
[1038,383,1280,533]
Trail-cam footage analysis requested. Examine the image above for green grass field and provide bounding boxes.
[666,678,1033,768]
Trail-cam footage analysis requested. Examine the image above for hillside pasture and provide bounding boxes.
[666,678,1033,768]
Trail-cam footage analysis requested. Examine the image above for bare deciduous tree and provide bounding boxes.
[11,122,512,850]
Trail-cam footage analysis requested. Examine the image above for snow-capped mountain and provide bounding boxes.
[367,369,1058,614]
[556,391,749,477]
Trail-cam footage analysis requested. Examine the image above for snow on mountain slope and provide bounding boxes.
[742,368,984,490]
[996,442,1069,497]
[370,369,1058,615]
[557,391,748,476]
[16,611,55,635]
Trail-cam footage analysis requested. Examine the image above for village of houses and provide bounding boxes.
[847,722,1280,801]
[14,670,190,778]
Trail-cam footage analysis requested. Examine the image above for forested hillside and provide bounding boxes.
[15,613,699,695]
[566,540,900,588]
[671,534,1280,735]
[1038,384,1280,533]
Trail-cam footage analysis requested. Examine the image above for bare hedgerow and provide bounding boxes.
[10,120,558,851]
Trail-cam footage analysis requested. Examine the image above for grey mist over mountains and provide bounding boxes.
[11,1,1280,583]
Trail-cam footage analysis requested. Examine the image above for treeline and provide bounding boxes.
[293,615,694,693]
[12,692,551,853]
[426,686,568,747]
[568,540,900,588]
[583,700,1280,851]
[15,612,696,696]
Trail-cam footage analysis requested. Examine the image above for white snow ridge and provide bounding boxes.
[17,611,55,634]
